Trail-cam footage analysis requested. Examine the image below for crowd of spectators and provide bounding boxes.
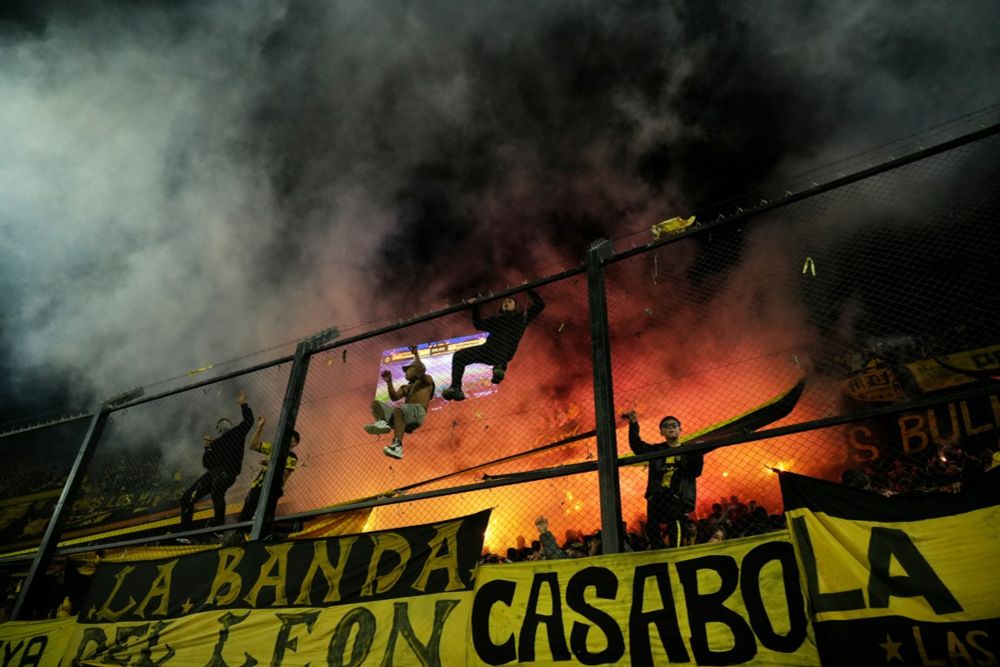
[1,452,185,517]
[0,453,189,550]
[0,460,70,500]
[478,493,786,564]
[843,441,996,496]
[477,442,999,565]
[70,455,187,525]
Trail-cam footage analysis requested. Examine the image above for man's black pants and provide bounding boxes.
[646,492,687,549]
[451,346,508,388]
[180,468,236,530]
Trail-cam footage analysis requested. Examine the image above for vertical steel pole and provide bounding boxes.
[587,240,623,553]
[250,330,335,542]
[11,405,110,619]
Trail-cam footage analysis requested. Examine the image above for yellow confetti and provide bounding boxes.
[651,215,696,240]
[187,364,215,375]
[802,257,816,276]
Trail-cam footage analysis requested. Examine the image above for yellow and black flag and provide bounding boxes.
[65,510,491,666]
[781,469,1000,666]
[686,378,806,444]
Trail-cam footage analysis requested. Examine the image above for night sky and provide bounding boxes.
[2,0,999,426]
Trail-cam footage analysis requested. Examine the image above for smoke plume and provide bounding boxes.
[1,0,998,424]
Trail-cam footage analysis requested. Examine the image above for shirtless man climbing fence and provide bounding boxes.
[364,345,435,460]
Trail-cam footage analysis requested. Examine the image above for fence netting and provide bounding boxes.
[606,132,1000,546]
[286,278,594,523]
[355,471,603,564]
[0,418,93,620]
[53,362,293,550]
[0,418,91,557]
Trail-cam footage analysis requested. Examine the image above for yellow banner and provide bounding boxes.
[66,592,472,666]
[906,342,1000,392]
[840,366,908,402]
[781,470,1000,665]
[3,534,817,666]
[787,505,1000,623]
[468,533,818,666]
[0,617,76,667]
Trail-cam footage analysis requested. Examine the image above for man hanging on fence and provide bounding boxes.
[624,410,704,549]
[178,391,254,534]
[365,345,434,460]
[441,289,545,401]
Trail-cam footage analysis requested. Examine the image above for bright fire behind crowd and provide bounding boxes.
[270,242,852,554]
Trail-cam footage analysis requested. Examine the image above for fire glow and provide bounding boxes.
[274,249,851,553]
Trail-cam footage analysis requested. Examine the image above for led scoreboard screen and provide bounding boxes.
[374,333,496,407]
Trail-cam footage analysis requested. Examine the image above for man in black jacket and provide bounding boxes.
[179,391,254,532]
[442,289,545,401]
[625,410,704,549]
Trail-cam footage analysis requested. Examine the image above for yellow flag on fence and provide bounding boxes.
[781,469,1000,665]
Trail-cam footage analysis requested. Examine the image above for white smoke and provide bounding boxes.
[0,0,997,421]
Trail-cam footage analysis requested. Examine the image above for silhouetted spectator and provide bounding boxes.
[178,392,254,535]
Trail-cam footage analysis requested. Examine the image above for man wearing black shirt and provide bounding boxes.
[625,411,704,549]
[442,289,545,401]
[178,391,254,531]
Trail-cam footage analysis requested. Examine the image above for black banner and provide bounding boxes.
[79,509,490,624]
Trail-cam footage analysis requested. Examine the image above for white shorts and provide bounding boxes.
[374,401,426,431]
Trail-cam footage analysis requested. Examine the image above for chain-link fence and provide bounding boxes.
[287,277,593,518]
[606,130,1000,547]
[4,126,999,620]
[0,416,92,619]
[53,361,295,550]
[0,418,90,552]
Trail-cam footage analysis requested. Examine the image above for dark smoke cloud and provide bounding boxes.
[1,0,998,423]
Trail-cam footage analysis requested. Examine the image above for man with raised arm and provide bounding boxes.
[238,415,300,523]
[624,410,704,549]
[365,345,435,460]
[179,391,254,534]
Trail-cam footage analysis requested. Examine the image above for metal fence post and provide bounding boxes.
[11,404,111,619]
[587,239,623,553]
[250,329,337,542]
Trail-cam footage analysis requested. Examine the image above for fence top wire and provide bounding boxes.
[0,412,94,439]
[608,118,1000,265]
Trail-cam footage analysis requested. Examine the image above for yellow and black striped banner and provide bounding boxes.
[54,510,489,666]
[781,469,1000,665]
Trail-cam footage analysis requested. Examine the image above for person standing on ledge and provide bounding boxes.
[238,415,300,523]
[624,410,704,549]
[179,391,254,533]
